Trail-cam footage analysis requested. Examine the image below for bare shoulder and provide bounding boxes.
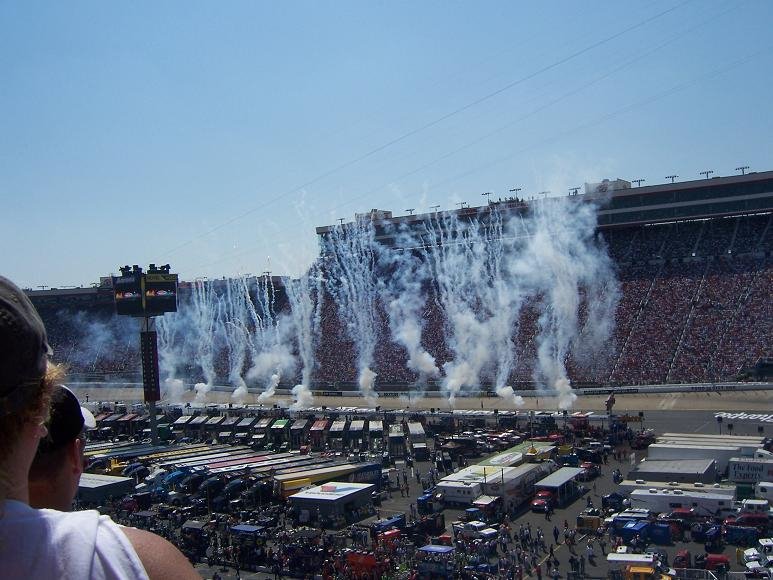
[120,526,200,580]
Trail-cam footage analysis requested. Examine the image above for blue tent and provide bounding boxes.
[619,521,649,543]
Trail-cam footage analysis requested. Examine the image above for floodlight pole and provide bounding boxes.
[700,170,714,180]
[666,175,678,184]
[632,179,645,187]
[736,165,749,175]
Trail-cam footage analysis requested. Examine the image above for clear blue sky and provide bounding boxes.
[2,1,772,288]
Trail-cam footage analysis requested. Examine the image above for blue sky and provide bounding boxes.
[2,1,772,288]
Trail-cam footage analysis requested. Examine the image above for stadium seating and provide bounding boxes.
[35,214,772,389]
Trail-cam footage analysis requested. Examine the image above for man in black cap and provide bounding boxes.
[0,275,198,580]
[29,385,96,511]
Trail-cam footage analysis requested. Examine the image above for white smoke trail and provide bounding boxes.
[291,382,315,409]
[222,278,251,404]
[323,219,381,405]
[258,372,280,403]
[284,263,324,409]
[421,209,527,408]
[515,196,617,409]
[190,279,220,402]
[162,378,186,404]
[377,226,439,381]
[244,275,296,401]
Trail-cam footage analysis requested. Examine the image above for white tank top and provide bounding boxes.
[0,500,149,579]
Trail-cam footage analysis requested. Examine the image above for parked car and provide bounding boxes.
[530,490,554,513]
[578,462,599,481]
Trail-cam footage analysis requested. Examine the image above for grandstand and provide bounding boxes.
[27,171,773,391]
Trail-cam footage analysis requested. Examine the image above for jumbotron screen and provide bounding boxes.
[144,273,178,316]
[113,274,144,316]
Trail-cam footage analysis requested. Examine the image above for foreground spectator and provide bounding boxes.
[29,385,96,511]
[0,276,198,580]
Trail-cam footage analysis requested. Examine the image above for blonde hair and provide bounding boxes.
[0,362,64,499]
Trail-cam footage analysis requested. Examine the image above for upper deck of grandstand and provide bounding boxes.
[316,170,773,249]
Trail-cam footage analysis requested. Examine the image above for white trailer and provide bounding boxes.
[435,480,482,506]
[618,479,736,499]
[660,433,765,446]
[646,443,741,473]
[656,437,760,457]
[407,422,426,444]
[628,488,734,517]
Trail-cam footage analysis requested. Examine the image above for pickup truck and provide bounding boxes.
[452,520,498,541]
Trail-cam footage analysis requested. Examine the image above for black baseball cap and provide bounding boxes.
[0,276,52,415]
[36,385,96,454]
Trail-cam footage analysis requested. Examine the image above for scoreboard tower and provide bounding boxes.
[113,264,178,445]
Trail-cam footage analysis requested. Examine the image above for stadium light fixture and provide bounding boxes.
[700,170,714,180]
[456,202,466,209]
[482,192,493,202]
[569,187,580,195]
[338,217,345,225]
[735,165,750,175]
[405,208,415,215]
[538,191,550,198]
[632,179,645,187]
[430,205,440,212]
[665,175,678,183]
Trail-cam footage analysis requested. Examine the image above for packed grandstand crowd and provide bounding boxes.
[33,213,772,389]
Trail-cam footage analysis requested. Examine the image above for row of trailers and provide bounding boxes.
[168,414,431,456]
[84,439,383,500]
